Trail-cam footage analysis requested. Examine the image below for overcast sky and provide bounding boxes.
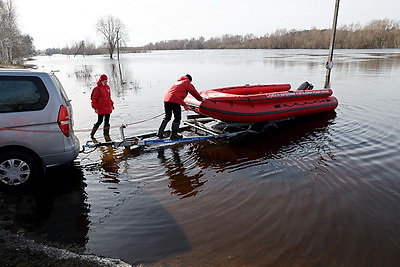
[13,0,400,50]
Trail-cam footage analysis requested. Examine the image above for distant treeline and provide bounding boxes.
[44,44,109,56]
[44,43,143,56]
[142,19,400,50]
[41,19,400,56]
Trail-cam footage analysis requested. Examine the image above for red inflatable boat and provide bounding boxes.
[184,83,338,123]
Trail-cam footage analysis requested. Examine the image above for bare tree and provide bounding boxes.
[0,0,34,64]
[96,15,128,59]
[0,0,19,62]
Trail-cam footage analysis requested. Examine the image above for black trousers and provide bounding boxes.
[94,114,110,127]
[163,102,181,123]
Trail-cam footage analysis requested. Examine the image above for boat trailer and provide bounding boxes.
[80,114,293,152]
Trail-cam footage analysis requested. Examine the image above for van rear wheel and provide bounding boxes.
[0,151,40,190]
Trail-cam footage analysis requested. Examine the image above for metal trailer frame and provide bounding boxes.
[80,114,294,152]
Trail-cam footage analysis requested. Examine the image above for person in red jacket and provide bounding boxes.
[157,74,204,139]
[90,74,114,141]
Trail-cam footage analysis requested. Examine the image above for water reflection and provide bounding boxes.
[0,163,90,247]
[106,62,141,96]
[188,112,337,173]
[157,148,206,199]
[93,140,131,184]
[97,143,119,177]
[261,49,400,74]
[335,50,400,73]
[69,59,141,98]
[86,188,192,263]
[264,51,326,70]
[73,65,94,88]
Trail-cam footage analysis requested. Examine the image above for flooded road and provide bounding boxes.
[1,49,400,266]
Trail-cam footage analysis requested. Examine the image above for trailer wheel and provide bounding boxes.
[0,151,41,191]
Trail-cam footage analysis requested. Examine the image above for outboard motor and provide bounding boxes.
[296,81,314,90]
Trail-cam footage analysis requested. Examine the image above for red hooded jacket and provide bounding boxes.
[164,76,203,106]
[91,79,114,115]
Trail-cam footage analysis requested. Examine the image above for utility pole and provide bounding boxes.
[324,0,340,88]
[74,41,85,57]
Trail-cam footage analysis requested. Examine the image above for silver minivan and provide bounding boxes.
[0,69,80,190]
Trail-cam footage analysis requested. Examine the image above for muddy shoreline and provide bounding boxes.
[0,229,132,267]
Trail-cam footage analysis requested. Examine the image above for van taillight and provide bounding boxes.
[57,105,70,137]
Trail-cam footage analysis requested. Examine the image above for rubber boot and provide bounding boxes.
[170,122,183,139]
[157,119,169,138]
[103,124,112,142]
[90,124,99,138]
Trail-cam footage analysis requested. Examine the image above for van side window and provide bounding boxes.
[0,76,49,113]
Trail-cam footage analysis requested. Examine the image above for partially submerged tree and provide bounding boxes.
[96,15,128,59]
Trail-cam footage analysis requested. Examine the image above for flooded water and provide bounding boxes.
[2,49,400,266]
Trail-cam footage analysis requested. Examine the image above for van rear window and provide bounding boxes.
[0,76,49,113]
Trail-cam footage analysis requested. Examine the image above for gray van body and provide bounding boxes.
[0,69,80,189]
